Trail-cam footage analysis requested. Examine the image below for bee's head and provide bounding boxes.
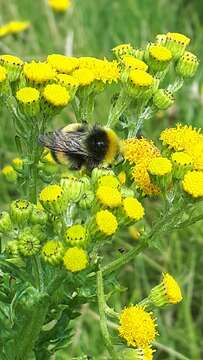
[86,126,109,161]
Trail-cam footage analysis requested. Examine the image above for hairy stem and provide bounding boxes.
[96,270,118,360]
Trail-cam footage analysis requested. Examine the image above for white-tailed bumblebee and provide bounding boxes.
[39,123,120,170]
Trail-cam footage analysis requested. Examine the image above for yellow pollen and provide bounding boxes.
[122,55,148,71]
[98,175,120,189]
[47,54,78,73]
[72,68,95,86]
[96,210,118,236]
[23,61,56,83]
[171,152,192,166]
[63,247,88,272]
[182,170,203,198]
[56,73,79,87]
[149,45,172,62]
[96,185,122,208]
[39,184,63,202]
[129,70,154,87]
[123,197,145,220]
[148,157,172,176]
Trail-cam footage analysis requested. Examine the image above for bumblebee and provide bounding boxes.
[39,123,120,170]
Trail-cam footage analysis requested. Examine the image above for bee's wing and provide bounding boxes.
[39,130,89,156]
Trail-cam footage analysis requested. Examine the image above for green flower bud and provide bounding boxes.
[6,240,19,257]
[146,44,172,72]
[0,65,9,94]
[10,200,33,227]
[0,211,12,233]
[79,191,95,209]
[91,167,114,184]
[164,32,190,60]
[41,240,64,265]
[120,347,154,360]
[65,224,88,247]
[0,55,23,81]
[18,232,41,256]
[60,176,85,202]
[16,87,40,116]
[121,187,135,198]
[176,51,199,78]
[30,206,48,225]
[39,184,67,215]
[153,89,174,110]
[1,165,17,183]
[12,158,23,172]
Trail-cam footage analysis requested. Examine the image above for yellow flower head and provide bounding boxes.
[0,54,23,66]
[162,273,182,304]
[129,70,154,87]
[63,247,88,272]
[96,210,118,236]
[0,65,7,82]
[118,171,126,185]
[65,224,87,247]
[16,87,40,104]
[123,197,145,221]
[118,305,158,348]
[93,59,120,84]
[149,45,172,62]
[182,170,203,198]
[0,25,10,38]
[56,73,79,87]
[98,175,120,189]
[160,124,203,151]
[23,61,56,83]
[43,84,70,107]
[122,138,160,165]
[47,54,78,73]
[42,240,64,265]
[171,152,192,166]
[39,184,63,202]
[72,68,95,86]
[166,32,190,46]
[122,55,148,71]
[2,165,15,176]
[148,157,172,176]
[48,0,71,12]
[96,185,122,208]
[112,43,134,57]
[7,21,30,34]
[12,158,23,171]
[132,162,160,196]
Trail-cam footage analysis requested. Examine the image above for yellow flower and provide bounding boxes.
[63,247,88,272]
[0,65,7,82]
[123,197,144,221]
[48,0,71,12]
[149,45,172,62]
[93,59,120,84]
[6,21,30,34]
[2,165,17,182]
[148,157,172,176]
[47,54,78,73]
[96,210,118,236]
[112,43,134,57]
[149,273,182,307]
[182,170,203,198]
[163,273,182,304]
[118,305,158,348]
[166,32,190,46]
[12,158,23,171]
[96,185,122,208]
[160,124,203,151]
[43,84,70,107]
[23,61,56,84]
[42,240,64,265]
[39,184,63,202]
[122,138,160,165]
[56,73,79,88]
[129,70,153,87]
[0,25,10,38]
[0,54,23,66]
[65,224,87,247]
[72,68,95,86]
[16,87,40,104]
[132,162,160,196]
[171,152,192,166]
[122,55,148,71]
[98,175,120,189]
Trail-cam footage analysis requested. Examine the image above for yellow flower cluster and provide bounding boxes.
[0,21,30,38]
[123,138,160,195]
[23,61,56,84]
[47,54,78,74]
[48,0,71,12]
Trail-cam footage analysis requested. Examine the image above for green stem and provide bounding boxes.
[33,256,44,292]
[154,341,190,360]
[107,89,131,127]
[101,240,148,277]
[96,270,118,360]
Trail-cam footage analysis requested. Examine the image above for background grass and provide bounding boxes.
[1,0,203,359]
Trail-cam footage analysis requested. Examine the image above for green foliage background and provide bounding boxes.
[0,0,203,359]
